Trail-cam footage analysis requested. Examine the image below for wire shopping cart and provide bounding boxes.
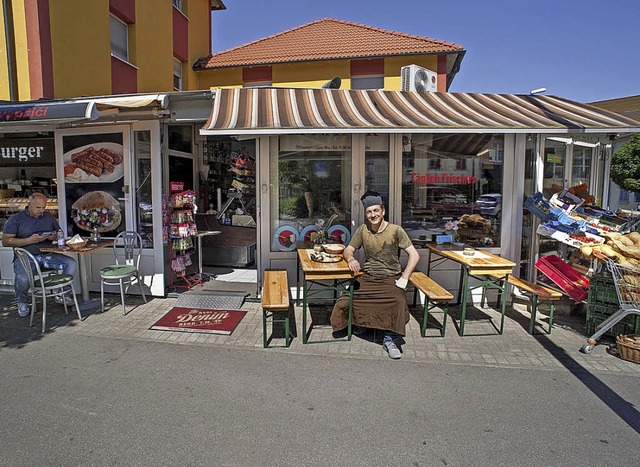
[581,252,640,353]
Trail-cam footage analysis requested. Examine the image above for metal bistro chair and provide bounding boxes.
[100,231,147,315]
[13,248,83,333]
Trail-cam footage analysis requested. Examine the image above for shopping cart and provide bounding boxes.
[581,252,640,353]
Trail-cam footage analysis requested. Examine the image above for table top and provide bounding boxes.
[41,239,113,254]
[425,243,515,272]
[297,248,354,276]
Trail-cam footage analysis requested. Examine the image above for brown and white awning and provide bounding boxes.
[201,87,640,135]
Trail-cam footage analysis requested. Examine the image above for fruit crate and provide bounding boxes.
[585,302,640,338]
[535,255,590,302]
[524,192,555,222]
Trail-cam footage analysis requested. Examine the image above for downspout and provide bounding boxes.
[2,0,18,100]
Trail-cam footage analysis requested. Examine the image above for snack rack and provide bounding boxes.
[167,189,201,290]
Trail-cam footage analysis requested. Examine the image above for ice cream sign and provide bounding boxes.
[411,172,477,185]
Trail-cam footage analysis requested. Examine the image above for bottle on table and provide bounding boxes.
[57,229,65,248]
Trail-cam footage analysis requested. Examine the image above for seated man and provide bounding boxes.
[330,191,420,359]
[1,193,77,317]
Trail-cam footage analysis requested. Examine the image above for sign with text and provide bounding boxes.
[0,138,55,166]
[411,171,477,185]
[0,102,96,122]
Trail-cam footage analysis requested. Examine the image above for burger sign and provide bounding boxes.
[71,190,122,233]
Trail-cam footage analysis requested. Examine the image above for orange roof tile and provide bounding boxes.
[195,18,464,69]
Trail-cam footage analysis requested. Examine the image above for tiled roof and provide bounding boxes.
[195,18,464,69]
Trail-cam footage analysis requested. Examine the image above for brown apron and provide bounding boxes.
[330,273,410,336]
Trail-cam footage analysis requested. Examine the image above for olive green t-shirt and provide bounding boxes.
[349,223,413,278]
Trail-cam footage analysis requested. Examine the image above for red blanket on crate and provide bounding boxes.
[535,255,590,302]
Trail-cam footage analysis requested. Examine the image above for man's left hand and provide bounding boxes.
[395,277,408,289]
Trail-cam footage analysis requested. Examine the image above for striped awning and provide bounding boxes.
[201,87,640,135]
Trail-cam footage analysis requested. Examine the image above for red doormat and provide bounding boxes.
[151,307,246,335]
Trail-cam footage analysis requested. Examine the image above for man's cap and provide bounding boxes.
[360,190,383,209]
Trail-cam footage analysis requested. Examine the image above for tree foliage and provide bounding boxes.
[610,134,640,194]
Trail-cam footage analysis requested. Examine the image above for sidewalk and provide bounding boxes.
[1,269,639,377]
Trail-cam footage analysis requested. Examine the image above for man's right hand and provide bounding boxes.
[347,257,361,273]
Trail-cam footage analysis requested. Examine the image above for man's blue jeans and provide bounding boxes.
[13,253,77,305]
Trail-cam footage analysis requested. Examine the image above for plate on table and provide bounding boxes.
[63,142,124,183]
[310,252,342,263]
[273,225,299,252]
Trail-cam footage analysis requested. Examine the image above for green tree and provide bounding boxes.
[610,134,640,194]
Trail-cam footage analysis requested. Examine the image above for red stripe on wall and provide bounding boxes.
[173,7,188,62]
[243,66,272,83]
[109,0,135,23]
[350,58,384,76]
[111,56,137,94]
[25,0,54,99]
[437,55,447,92]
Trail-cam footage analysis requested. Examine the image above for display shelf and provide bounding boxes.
[167,189,201,290]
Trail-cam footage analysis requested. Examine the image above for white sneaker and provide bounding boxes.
[55,295,75,306]
[383,340,402,359]
[18,303,30,318]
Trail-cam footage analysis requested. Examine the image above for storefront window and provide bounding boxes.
[270,135,352,252]
[401,133,504,248]
[542,139,566,198]
[134,130,153,248]
[365,134,389,219]
[571,146,592,186]
[168,125,192,154]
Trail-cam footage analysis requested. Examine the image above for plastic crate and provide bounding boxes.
[524,193,555,222]
[535,255,590,302]
[586,314,640,338]
[587,273,619,306]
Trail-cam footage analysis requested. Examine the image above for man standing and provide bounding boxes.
[330,191,420,359]
[2,193,77,317]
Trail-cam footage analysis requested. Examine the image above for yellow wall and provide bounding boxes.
[135,0,173,92]
[0,5,11,100]
[9,0,31,100]
[49,0,112,98]
[196,55,443,91]
[198,67,243,89]
[186,0,213,90]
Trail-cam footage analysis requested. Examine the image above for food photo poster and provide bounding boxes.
[61,132,126,238]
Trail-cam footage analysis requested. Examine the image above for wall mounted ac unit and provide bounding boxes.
[401,65,438,92]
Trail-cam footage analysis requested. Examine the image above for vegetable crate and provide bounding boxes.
[524,192,556,222]
[535,255,590,302]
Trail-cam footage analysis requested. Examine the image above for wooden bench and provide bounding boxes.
[262,270,292,348]
[484,273,562,334]
[409,272,454,337]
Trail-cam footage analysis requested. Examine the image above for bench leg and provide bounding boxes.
[528,295,538,335]
[263,309,292,348]
[420,298,448,338]
[263,310,268,348]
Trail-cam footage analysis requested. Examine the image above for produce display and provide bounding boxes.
[580,231,640,270]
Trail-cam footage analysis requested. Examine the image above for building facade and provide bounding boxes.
[194,18,465,92]
[0,0,226,101]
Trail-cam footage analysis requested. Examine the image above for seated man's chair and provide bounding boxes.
[13,248,83,333]
[100,231,147,315]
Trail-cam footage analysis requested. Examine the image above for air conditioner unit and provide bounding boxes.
[401,65,438,92]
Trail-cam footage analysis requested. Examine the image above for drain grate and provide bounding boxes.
[174,293,246,310]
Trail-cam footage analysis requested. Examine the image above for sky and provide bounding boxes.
[210,0,639,103]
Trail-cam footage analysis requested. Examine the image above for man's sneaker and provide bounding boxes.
[55,295,75,306]
[17,303,30,318]
[383,340,402,359]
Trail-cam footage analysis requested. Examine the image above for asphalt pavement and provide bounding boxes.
[1,286,639,465]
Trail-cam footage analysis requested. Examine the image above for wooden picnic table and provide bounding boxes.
[425,243,515,336]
